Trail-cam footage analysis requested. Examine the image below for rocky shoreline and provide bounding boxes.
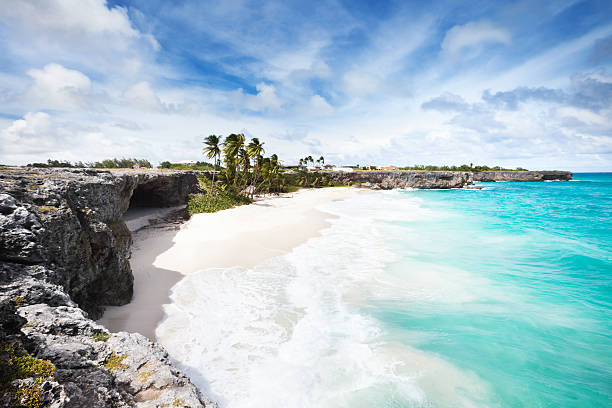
[0,166,572,407]
[0,167,216,407]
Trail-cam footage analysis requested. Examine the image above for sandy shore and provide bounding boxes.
[98,187,362,340]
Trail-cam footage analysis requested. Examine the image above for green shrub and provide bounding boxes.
[1,343,56,408]
[187,190,252,214]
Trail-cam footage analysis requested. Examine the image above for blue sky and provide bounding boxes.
[0,0,611,170]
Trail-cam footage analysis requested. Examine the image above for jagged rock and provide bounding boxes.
[0,167,215,408]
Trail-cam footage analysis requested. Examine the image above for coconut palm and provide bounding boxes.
[247,138,265,196]
[203,135,221,194]
[223,133,245,188]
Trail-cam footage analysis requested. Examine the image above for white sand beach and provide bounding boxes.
[98,187,362,340]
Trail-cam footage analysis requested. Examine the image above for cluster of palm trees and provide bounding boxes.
[298,155,325,168]
[203,134,281,196]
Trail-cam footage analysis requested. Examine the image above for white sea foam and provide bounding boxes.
[156,193,492,407]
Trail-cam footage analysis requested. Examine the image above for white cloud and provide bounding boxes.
[309,95,334,116]
[123,81,167,112]
[233,83,284,112]
[22,63,92,109]
[441,21,511,54]
[0,112,64,155]
[342,71,383,97]
[0,0,138,43]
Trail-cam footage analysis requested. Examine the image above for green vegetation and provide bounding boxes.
[104,351,128,372]
[184,134,339,214]
[158,161,219,171]
[92,332,111,342]
[1,343,56,408]
[396,164,528,172]
[27,158,152,169]
[187,190,252,214]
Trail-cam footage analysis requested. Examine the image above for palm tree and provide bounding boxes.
[247,138,265,197]
[270,154,279,192]
[238,148,251,190]
[223,133,245,188]
[318,156,324,167]
[203,135,221,194]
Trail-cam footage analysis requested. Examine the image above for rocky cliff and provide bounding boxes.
[0,167,216,408]
[328,171,473,189]
[472,170,572,182]
[327,170,572,189]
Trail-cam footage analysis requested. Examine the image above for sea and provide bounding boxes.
[156,173,612,408]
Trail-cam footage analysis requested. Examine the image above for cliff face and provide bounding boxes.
[0,167,215,408]
[473,170,572,182]
[328,171,473,189]
[327,170,572,189]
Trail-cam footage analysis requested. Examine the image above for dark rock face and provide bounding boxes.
[328,171,473,189]
[0,167,214,407]
[473,170,572,182]
[0,168,201,319]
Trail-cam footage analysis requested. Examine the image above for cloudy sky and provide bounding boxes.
[0,0,611,170]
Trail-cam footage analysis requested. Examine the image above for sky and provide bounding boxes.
[0,0,611,171]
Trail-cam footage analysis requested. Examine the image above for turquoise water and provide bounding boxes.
[158,174,611,408]
[375,173,612,407]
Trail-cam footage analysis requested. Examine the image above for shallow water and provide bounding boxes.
[157,173,612,407]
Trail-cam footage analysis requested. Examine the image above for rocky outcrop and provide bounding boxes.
[327,170,572,189]
[328,171,473,189]
[0,167,215,407]
[472,170,572,182]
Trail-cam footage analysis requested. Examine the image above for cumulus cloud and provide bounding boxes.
[441,21,511,54]
[0,0,137,38]
[233,83,284,112]
[0,112,65,155]
[0,0,158,76]
[21,63,92,109]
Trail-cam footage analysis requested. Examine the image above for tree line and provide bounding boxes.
[397,164,528,172]
[27,158,152,169]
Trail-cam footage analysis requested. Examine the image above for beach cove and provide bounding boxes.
[102,175,612,407]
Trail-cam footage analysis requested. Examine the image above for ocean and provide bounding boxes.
[156,173,612,407]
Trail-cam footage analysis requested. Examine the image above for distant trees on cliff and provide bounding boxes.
[397,164,528,172]
[27,158,152,169]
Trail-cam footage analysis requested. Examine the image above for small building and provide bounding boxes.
[323,164,335,169]
[381,165,398,171]
[132,163,141,169]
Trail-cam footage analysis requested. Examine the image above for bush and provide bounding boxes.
[187,190,252,214]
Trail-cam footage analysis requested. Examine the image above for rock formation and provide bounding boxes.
[328,170,572,189]
[0,167,215,408]
[472,170,572,182]
[328,171,473,189]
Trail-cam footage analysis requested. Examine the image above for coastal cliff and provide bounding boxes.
[473,170,572,182]
[0,167,215,408]
[328,171,473,189]
[327,170,572,189]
